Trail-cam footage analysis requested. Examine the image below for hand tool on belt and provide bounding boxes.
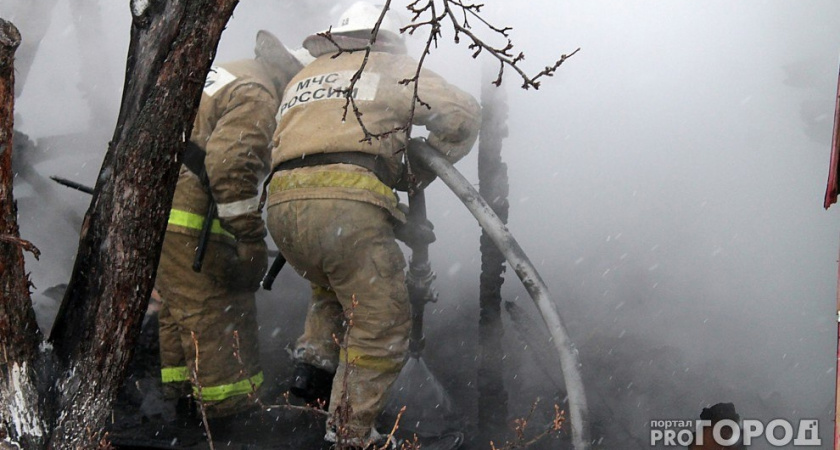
[181,141,214,272]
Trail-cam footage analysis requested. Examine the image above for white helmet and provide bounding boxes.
[329,2,402,41]
[287,47,316,66]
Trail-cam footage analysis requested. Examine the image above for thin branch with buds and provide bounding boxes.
[331,295,358,448]
[489,400,566,450]
[231,330,266,410]
[438,1,580,88]
[190,331,215,450]
[317,0,578,185]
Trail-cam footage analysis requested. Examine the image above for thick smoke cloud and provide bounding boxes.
[4,0,839,447]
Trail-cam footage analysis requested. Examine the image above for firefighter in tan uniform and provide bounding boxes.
[155,31,304,423]
[265,2,481,446]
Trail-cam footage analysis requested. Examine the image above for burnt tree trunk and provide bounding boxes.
[0,18,48,450]
[0,0,238,447]
[477,65,510,439]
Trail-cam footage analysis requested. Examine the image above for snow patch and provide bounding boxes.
[131,0,151,16]
[7,362,44,439]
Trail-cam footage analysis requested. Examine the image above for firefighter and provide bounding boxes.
[265,2,481,447]
[154,31,305,426]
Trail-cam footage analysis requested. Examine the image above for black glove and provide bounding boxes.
[228,240,268,292]
[394,216,436,247]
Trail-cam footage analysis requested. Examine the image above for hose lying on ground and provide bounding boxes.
[409,139,591,450]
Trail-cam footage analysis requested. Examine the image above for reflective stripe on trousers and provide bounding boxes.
[339,348,403,373]
[161,366,264,402]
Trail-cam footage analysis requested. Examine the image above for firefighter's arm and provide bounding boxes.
[413,67,481,164]
[204,82,278,243]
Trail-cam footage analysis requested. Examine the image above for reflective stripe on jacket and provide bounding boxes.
[267,164,404,222]
[166,209,234,239]
[168,59,281,243]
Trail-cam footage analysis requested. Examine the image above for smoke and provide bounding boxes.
[4,0,840,447]
[417,0,840,445]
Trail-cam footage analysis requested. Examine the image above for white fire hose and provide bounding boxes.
[409,139,591,450]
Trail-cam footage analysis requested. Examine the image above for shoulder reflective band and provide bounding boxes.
[340,348,403,374]
[204,66,237,97]
[168,209,234,238]
[161,366,189,383]
[216,195,261,218]
[193,371,265,402]
[269,170,394,199]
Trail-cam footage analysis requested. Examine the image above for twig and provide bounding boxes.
[489,400,566,450]
[332,295,358,448]
[261,391,330,416]
[231,329,266,409]
[399,433,423,450]
[320,1,577,153]
[190,331,215,450]
[439,1,580,89]
[0,234,40,259]
[380,405,406,450]
[96,431,113,449]
[230,330,333,420]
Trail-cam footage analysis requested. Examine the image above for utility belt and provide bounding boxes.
[271,152,399,188]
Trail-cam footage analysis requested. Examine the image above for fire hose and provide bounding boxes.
[409,138,591,450]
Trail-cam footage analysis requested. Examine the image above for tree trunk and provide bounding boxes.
[0,18,48,450]
[477,64,511,440]
[0,0,238,447]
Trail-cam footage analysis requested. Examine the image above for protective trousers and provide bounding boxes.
[267,199,411,439]
[156,232,264,418]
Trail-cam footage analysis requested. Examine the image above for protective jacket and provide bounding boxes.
[267,36,481,220]
[168,59,279,244]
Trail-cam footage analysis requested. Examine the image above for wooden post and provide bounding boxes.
[477,63,511,439]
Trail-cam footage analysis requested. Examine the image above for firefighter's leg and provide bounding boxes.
[290,284,343,403]
[323,201,411,441]
[175,289,263,418]
[268,199,410,439]
[158,233,264,419]
[268,202,343,402]
[156,232,192,401]
[157,298,190,400]
[293,284,344,371]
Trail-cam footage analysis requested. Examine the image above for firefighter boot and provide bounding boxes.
[290,363,334,407]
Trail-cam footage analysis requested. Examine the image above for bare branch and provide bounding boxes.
[261,391,330,417]
[440,1,579,89]
[489,400,567,450]
[321,0,577,156]
[0,234,40,259]
[191,331,216,450]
